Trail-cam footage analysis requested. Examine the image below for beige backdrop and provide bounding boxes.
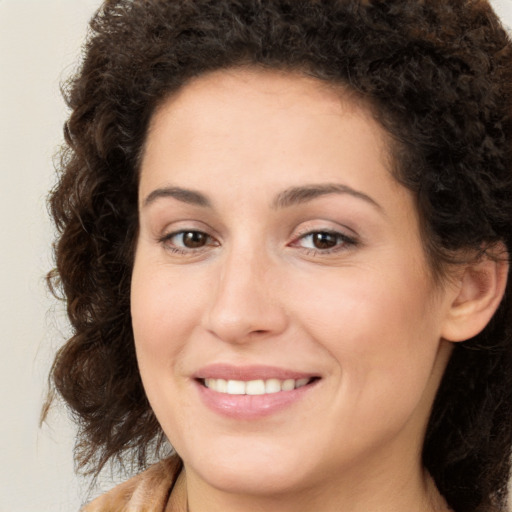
[1,0,511,510]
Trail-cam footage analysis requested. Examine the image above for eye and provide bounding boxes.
[292,230,356,253]
[160,230,217,253]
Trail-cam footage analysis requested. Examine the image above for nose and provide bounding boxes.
[204,248,288,344]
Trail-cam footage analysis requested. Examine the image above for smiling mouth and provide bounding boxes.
[199,377,319,395]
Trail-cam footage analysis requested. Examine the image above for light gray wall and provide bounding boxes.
[1,1,511,511]
[1,2,103,511]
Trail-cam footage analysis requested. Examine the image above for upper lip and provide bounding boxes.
[193,364,319,381]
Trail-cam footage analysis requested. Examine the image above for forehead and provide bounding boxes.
[141,65,407,199]
[150,67,376,134]
[142,66,393,182]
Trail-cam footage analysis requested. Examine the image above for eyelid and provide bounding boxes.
[293,230,355,246]
[158,228,220,255]
[288,224,359,255]
[291,220,358,241]
[155,218,220,242]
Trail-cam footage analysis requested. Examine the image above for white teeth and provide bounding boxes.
[282,379,295,391]
[226,380,246,395]
[295,378,310,388]
[203,377,313,395]
[265,378,281,394]
[216,378,227,393]
[246,380,266,395]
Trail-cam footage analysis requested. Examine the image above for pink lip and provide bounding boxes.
[193,363,315,381]
[192,364,320,420]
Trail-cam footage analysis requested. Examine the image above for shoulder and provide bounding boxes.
[81,456,182,512]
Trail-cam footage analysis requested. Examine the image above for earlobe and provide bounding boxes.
[441,245,509,343]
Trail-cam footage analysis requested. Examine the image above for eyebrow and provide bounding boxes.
[143,186,212,208]
[272,183,382,211]
[142,182,382,211]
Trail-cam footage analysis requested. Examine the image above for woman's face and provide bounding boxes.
[132,68,456,500]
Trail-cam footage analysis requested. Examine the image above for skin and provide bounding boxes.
[131,67,463,512]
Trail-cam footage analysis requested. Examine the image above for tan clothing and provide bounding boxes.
[81,457,186,512]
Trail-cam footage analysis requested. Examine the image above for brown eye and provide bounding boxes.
[181,231,209,248]
[161,230,215,252]
[292,229,356,254]
[311,232,338,249]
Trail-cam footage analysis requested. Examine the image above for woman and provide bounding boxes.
[45,1,512,511]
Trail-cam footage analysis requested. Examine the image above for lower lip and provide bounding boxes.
[195,380,318,420]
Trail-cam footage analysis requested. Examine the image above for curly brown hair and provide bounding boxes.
[45,1,512,511]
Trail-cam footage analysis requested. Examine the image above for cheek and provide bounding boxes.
[130,258,204,428]
[291,267,430,343]
[289,268,441,392]
[130,258,204,389]
[131,257,204,338]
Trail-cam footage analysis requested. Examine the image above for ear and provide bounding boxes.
[441,244,509,342]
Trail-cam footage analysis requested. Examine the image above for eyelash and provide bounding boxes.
[159,230,218,255]
[290,229,357,255]
[158,228,357,256]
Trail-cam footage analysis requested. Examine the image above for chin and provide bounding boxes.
[200,462,307,496]
[179,437,314,496]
